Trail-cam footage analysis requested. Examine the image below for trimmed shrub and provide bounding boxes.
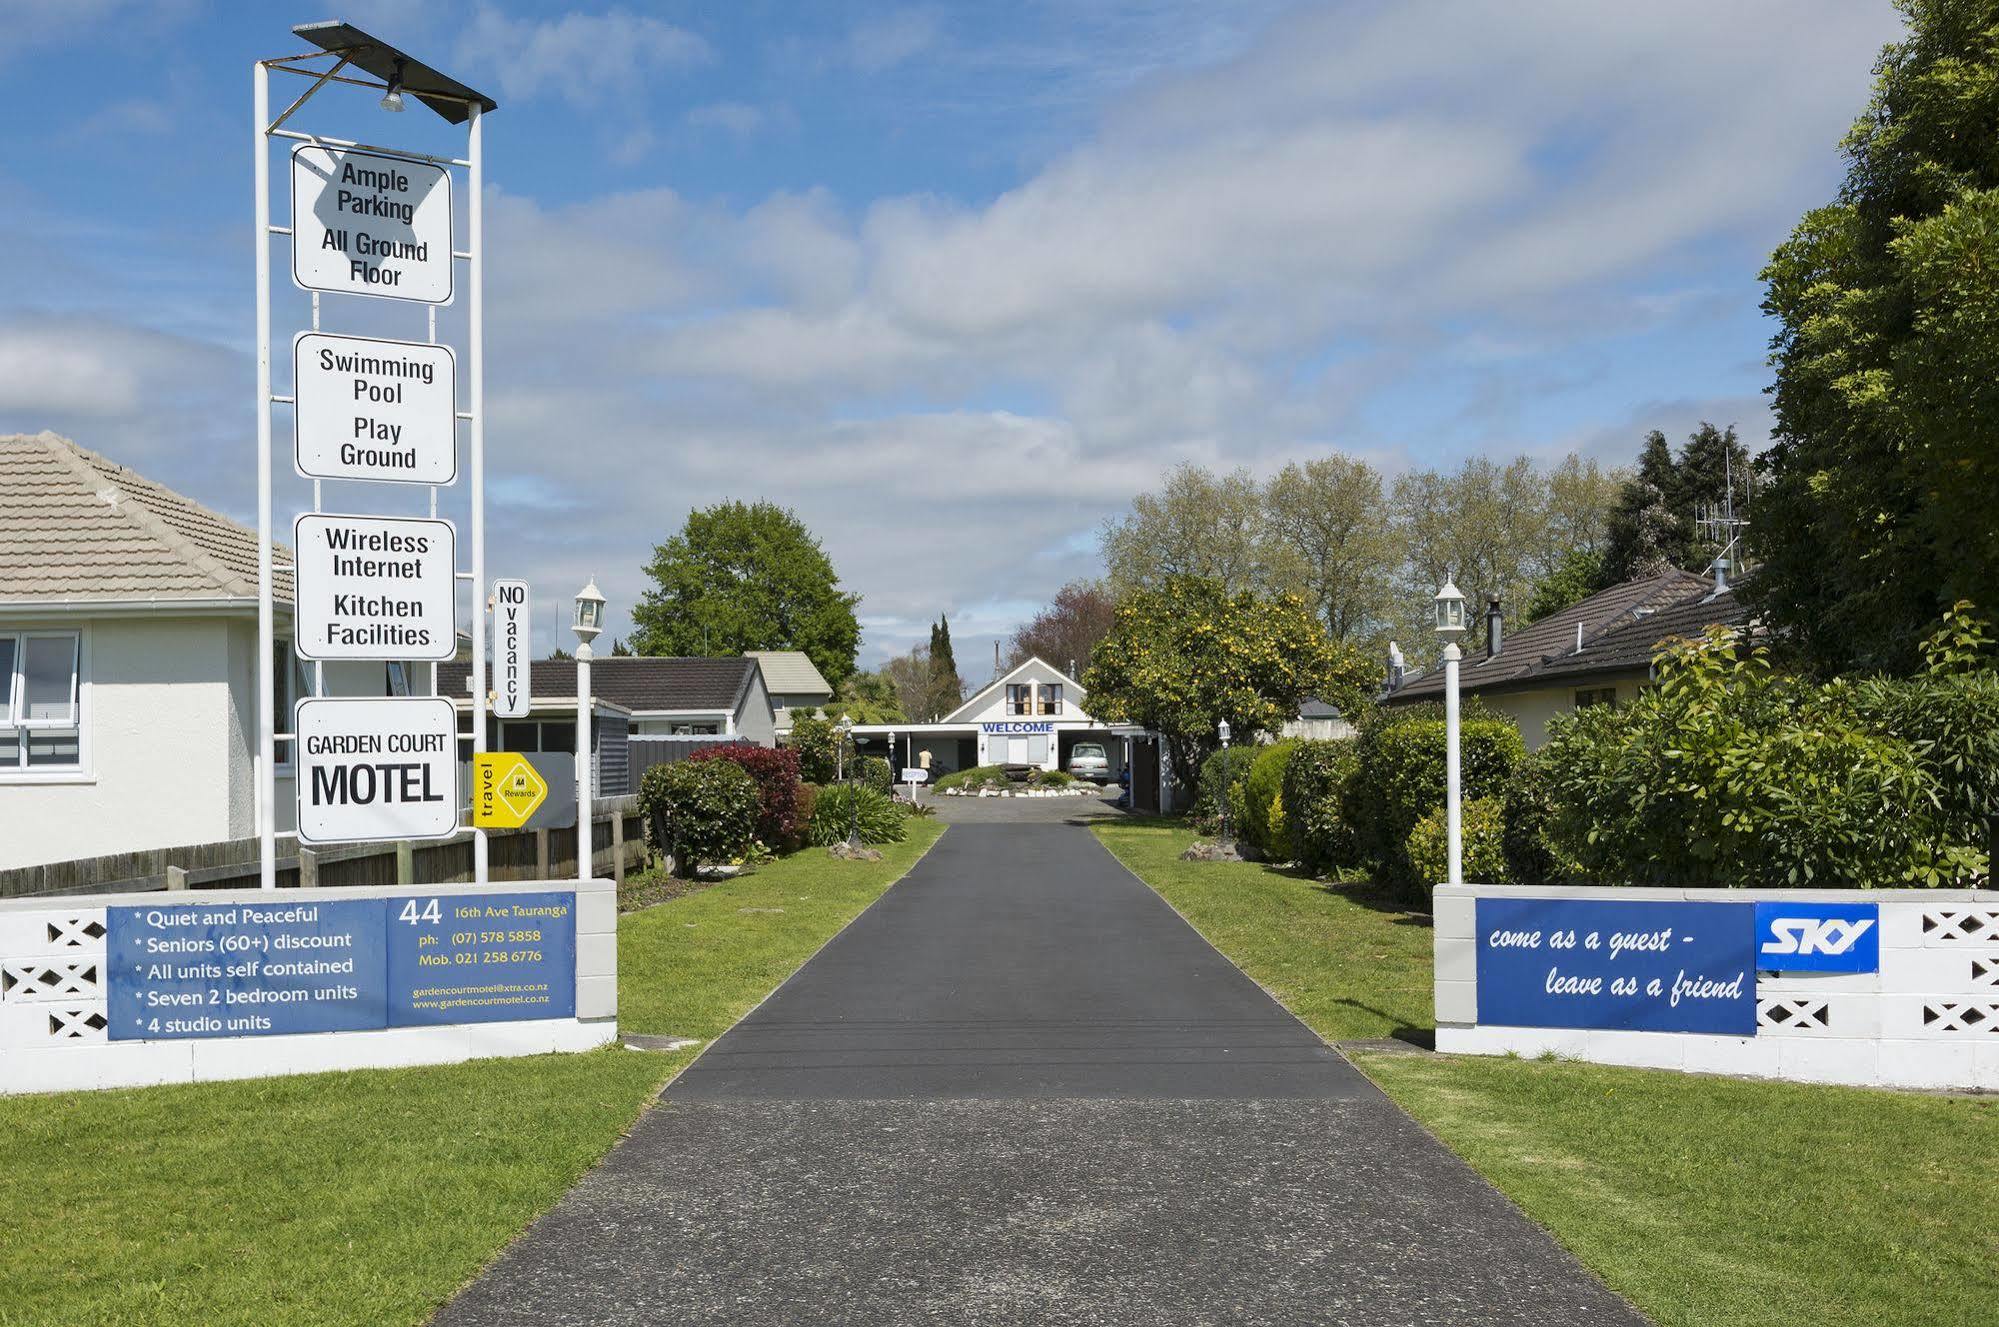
[1030,767,1076,786]
[1499,756,1580,887]
[808,783,907,845]
[1407,797,1508,887]
[1348,703,1524,887]
[1283,739,1360,875]
[1194,745,1259,832]
[1240,740,1300,861]
[637,759,759,876]
[785,712,845,784]
[689,743,807,851]
[935,764,1011,792]
[1540,626,1990,888]
[858,755,893,795]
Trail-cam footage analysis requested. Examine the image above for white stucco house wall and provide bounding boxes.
[850,657,1123,775]
[0,434,436,871]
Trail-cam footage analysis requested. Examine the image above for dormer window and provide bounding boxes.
[1006,683,1033,715]
[1040,683,1063,715]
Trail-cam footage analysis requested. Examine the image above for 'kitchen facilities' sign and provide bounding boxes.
[295,697,458,845]
[1474,897,1757,1035]
[294,332,456,484]
[291,145,452,302]
[293,513,456,661]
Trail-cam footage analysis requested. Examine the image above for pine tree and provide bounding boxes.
[926,615,963,718]
[1600,431,1683,584]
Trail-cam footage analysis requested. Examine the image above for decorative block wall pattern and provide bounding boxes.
[1435,885,1999,1091]
[1,880,617,1096]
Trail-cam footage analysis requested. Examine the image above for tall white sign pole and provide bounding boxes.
[469,102,491,886]
[254,60,278,892]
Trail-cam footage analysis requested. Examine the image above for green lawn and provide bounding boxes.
[1093,818,1999,1327]
[0,820,945,1327]
[1092,818,1433,1040]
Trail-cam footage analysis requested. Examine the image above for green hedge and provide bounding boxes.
[1240,740,1299,860]
[1195,746,1259,833]
[857,755,893,795]
[1347,703,1524,888]
[637,759,759,876]
[1407,796,1508,886]
[807,783,908,845]
[1499,756,1579,887]
[1282,739,1360,875]
[934,764,1012,791]
[1539,620,1995,888]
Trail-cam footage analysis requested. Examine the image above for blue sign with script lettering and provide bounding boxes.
[107,890,576,1041]
[385,891,576,1025]
[1754,900,1879,973]
[108,898,388,1040]
[1475,897,1757,1035]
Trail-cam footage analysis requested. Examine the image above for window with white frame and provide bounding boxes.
[0,632,82,772]
[1006,683,1033,716]
[1039,683,1064,716]
[274,641,313,769]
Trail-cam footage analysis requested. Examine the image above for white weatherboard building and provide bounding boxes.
[851,656,1143,778]
[0,434,443,871]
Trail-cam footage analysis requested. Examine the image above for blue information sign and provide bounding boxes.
[1753,900,1879,972]
[108,898,387,1040]
[386,891,576,1025]
[1475,897,1757,1035]
[107,890,576,1041]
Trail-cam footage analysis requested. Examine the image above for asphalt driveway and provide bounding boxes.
[436,820,1645,1326]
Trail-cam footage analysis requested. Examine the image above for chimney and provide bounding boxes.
[1710,554,1730,596]
[1386,640,1405,690]
[1485,596,1503,659]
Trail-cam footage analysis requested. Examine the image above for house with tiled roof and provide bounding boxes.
[435,654,779,797]
[1382,566,1753,748]
[0,434,446,869]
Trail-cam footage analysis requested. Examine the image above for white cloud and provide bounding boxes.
[843,9,942,73]
[457,5,712,108]
[686,101,766,136]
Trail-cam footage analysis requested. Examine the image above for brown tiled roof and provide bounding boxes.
[1386,568,1726,702]
[438,655,760,714]
[0,432,293,605]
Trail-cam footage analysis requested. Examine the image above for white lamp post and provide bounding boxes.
[572,578,605,883]
[1217,718,1232,848]
[1434,579,1467,887]
[836,713,858,848]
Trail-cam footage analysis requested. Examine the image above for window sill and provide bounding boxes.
[0,770,97,786]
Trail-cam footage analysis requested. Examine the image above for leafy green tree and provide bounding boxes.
[1754,0,1999,672]
[609,637,633,657]
[631,500,861,687]
[1082,576,1375,787]
[927,616,963,715]
[833,669,906,724]
[1265,456,1396,646]
[1100,464,1271,593]
[1598,423,1750,587]
[1525,547,1607,621]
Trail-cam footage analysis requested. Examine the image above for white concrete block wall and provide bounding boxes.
[1435,884,1999,1091]
[0,878,617,1096]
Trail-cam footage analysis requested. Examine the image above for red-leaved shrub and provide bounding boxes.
[690,744,808,850]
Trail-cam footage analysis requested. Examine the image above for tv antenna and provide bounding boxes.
[1693,446,1752,591]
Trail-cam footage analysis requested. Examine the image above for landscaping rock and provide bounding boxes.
[827,841,884,862]
[1179,840,1245,863]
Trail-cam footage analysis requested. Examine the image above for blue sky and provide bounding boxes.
[0,1,1904,669]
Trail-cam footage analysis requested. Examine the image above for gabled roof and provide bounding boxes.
[747,650,832,698]
[1386,568,1728,702]
[944,656,1087,723]
[0,433,292,607]
[438,655,761,715]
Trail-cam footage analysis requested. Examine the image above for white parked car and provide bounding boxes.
[1066,742,1111,783]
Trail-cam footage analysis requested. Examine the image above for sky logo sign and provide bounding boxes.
[1754,902,1880,973]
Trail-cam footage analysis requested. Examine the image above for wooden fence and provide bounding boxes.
[0,797,650,898]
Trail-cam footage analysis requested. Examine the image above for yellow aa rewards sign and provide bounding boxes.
[473,752,549,829]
